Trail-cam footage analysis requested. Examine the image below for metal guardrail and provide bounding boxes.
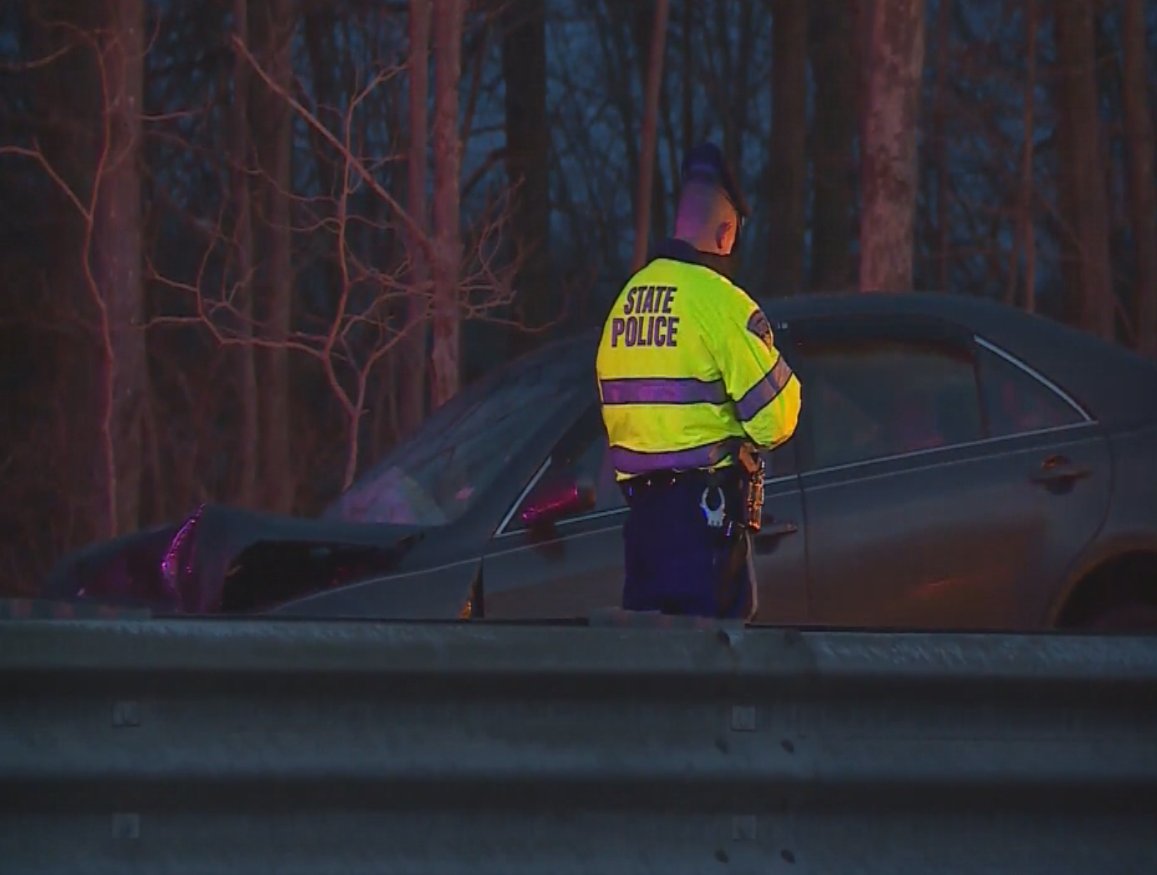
[1,616,1156,873]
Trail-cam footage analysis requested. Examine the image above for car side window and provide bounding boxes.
[792,336,985,470]
[508,406,625,533]
[975,344,1086,436]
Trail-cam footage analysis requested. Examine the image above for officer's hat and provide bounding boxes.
[680,141,751,222]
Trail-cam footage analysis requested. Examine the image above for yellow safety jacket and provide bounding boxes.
[596,241,802,481]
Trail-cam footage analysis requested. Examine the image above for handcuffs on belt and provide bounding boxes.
[697,442,765,534]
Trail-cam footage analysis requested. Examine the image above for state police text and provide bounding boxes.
[609,285,680,348]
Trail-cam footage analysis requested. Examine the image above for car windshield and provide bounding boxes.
[322,344,592,527]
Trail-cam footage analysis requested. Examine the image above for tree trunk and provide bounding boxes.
[231,0,259,508]
[928,0,951,293]
[593,0,639,243]
[631,0,670,272]
[398,0,431,436]
[767,0,807,294]
[26,1,106,542]
[1018,0,1038,313]
[632,1,670,249]
[93,0,146,537]
[249,0,296,511]
[854,0,872,150]
[680,0,694,154]
[859,0,925,292]
[1121,0,1157,356]
[1054,0,1115,339]
[809,0,856,292]
[502,0,552,354]
[731,1,755,172]
[429,0,464,409]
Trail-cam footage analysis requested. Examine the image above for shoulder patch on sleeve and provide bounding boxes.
[746,308,774,349]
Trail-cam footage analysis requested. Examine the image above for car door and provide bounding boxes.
[481,403,627,619]
[749,323,809,624]
[788,314,1110,630]
[969,334,1112,625]
[481,401,809,623]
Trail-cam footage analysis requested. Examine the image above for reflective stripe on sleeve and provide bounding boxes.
[599,376,728,406]
[609,439,733,475]
[735,357,795,422]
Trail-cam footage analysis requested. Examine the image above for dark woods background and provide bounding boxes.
[0,0,1154,595]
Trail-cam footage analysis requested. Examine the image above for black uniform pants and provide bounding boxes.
[619,469,757,620]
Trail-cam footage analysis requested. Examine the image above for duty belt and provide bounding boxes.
[620,449,765,532]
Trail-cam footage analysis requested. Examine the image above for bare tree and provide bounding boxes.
[809,0,857,292]
[1,1,149,538]
[632,0,678,246]
[96,0,147,536]
[859,0,926,292]
[430,0,464,408]
[679,0,695,154]
[248,0,295,511]
[1016,0,1038,313]
[1121,0,1156,356]
[399,0,431,436]
[1054,0,1114,340]
[502,0,553,353]
[150,33,518,490]
[767,0,807,294]
[924,0,951,293]
[631,0,669,272]
[230,0,259,507]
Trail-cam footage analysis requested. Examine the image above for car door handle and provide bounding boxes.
[1030,455,1092,485]
[754,519,799,542]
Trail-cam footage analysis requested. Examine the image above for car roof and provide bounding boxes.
[776,291,1157,428]
[753,289,1068,334]
[524,291,1157,429]
[758,289,997,322]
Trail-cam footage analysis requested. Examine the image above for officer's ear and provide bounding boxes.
[715,218,737,255]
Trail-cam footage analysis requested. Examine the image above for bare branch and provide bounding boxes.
[229,33,432,257]
[0,144,92,220]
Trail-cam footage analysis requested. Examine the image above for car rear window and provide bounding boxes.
[975,344,1087,436]
[793,337,985,469]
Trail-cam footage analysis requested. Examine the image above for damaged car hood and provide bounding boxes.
[44,504,428,615]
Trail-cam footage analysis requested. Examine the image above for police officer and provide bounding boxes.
[595,142,802,620]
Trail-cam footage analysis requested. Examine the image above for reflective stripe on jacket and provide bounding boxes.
[595,242,802,480]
